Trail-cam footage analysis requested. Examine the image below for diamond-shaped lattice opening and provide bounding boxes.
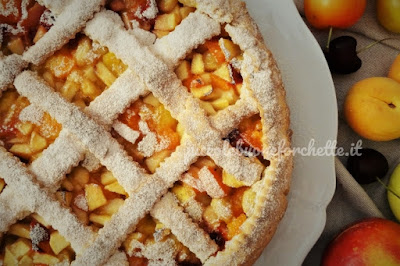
[34,34,127,108]
[58,166,127,230]
[106,0,196,38]
[0,88,62,164]
[175,35,244,115]
[223,114,270,167]
[119,214,201,265]
[113,93,181,173]
[0,213,76,265]
[0,0,56,56]
[171,156,255,250]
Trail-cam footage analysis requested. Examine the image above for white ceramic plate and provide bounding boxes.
[243,0,338,265]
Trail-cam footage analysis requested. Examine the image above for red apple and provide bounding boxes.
[322,218,400,266]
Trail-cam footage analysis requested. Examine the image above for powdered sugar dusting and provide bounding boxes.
[37,0,71,15]
[81,150,101,172]
[29,130,85,189]
[126,238,145,257]
[86,69,148,126]
[113,121,140,144]
[104,251,128,266]
[135,0,158,20]
[74,194,88,211]
[0,146,95,253]
[126,237,178,264]
[137,120,170,157]
[40,9,56,28]
[153,11,221,68]
[211,97,258,136]
[19,104,44,125]
[0,54,27,90]
[0,1,292,265]
[30,223,49,251]
[144,238,177,264]
[138,121,158,157]
[181,173,204,192]
[14,71,149,193]
[219,38,231,61]
[198,167,226,198]
[0,0,19,17]
[130,27,156,46]
[0,0,29,36]
[23,0,104,65]
[183,198,204,222]
[85,11,263,184]
[151,193,218,262]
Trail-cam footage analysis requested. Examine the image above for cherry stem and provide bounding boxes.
[376,177,400,200]
[357,37,400,54]
[326,26,333,50]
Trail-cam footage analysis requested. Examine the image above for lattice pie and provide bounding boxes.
[0,0,293,265]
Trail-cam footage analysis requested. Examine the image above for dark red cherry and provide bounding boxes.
[324,36,362,74]
[347,148,389,184]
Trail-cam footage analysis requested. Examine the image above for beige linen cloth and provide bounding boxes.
[292,0,400,264]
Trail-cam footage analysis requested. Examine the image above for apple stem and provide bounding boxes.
[326,27,333,50]
[357,37,400,54]
[376,177,400,200]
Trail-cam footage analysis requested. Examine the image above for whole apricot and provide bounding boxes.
[344,77,400,141]
[389,54,400,83]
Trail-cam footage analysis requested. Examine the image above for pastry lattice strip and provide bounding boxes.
[11,67,258,263]
[10,69,258,263]
[0,71,150,263]
[29,70,148,191]
[67,98,258,264]
[7,8,262,266]
[0,70,149,259]
[150,192,219,262]
[0,0,104,91]
[1,3,268,264]
[0,147,95,254]
[152,10,221,68]
[15,71,151,195]
[10,71,207,264]
[85,10,264,186]
[0,187,29,233]
[0,55,27,92]
[22,0,104,65]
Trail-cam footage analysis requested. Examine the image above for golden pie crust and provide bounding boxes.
[0,0,293,265]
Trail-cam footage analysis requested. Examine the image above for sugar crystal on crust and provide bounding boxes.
[30,222,49,251]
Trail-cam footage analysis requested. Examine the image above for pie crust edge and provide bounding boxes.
[204,2,293,264]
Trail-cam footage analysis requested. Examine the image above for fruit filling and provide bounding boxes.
[224,114,270,167]
[0,214,75,265]
[34,35,127,108]
[0,177,5,194]
[0,88,61,163]
[121,215,201,265]
[58,166,127,230]
[107,0,196,38]
[115,93,181,173]
[172,157,260,249]
[0,0,55,55]
[175,37,244,114]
